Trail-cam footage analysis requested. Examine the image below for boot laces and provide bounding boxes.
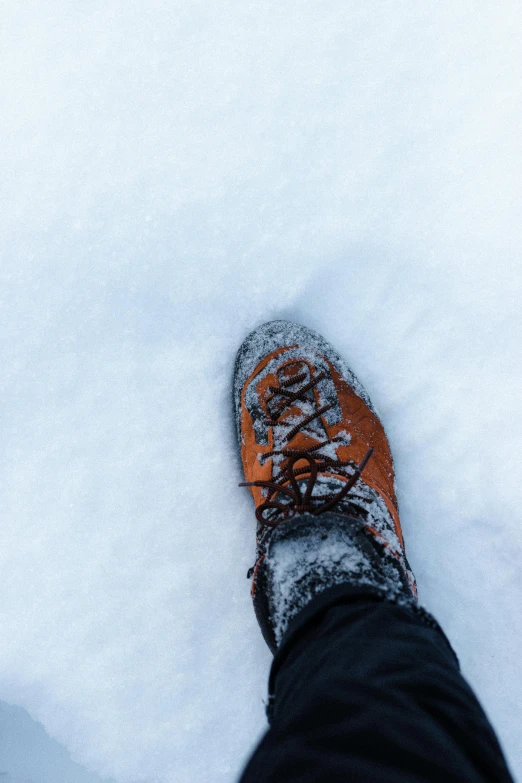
[240,366,373,526]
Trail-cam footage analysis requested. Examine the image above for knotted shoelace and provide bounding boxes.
[240,367,374,526]
[240,449,373,525]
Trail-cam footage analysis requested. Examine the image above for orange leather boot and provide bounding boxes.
[234,320,417,651]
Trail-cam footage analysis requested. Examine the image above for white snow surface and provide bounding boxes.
[1,2,521,781]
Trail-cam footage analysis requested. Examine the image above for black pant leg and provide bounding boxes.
[240,586,513,783]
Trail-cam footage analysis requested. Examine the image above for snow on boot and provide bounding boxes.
[234,320,417,652]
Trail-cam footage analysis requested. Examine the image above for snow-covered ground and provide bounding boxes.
[1,2,521,781]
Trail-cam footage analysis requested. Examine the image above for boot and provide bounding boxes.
[234,320,417,652]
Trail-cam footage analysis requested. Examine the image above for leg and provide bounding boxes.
[241,587,513,782]
[234,321,512,782]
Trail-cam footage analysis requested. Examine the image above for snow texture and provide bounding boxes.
[1,1,521,782]
[0,701,116,783]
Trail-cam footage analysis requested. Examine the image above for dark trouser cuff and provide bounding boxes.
[266,584,458,724]
[240,587,513,783]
